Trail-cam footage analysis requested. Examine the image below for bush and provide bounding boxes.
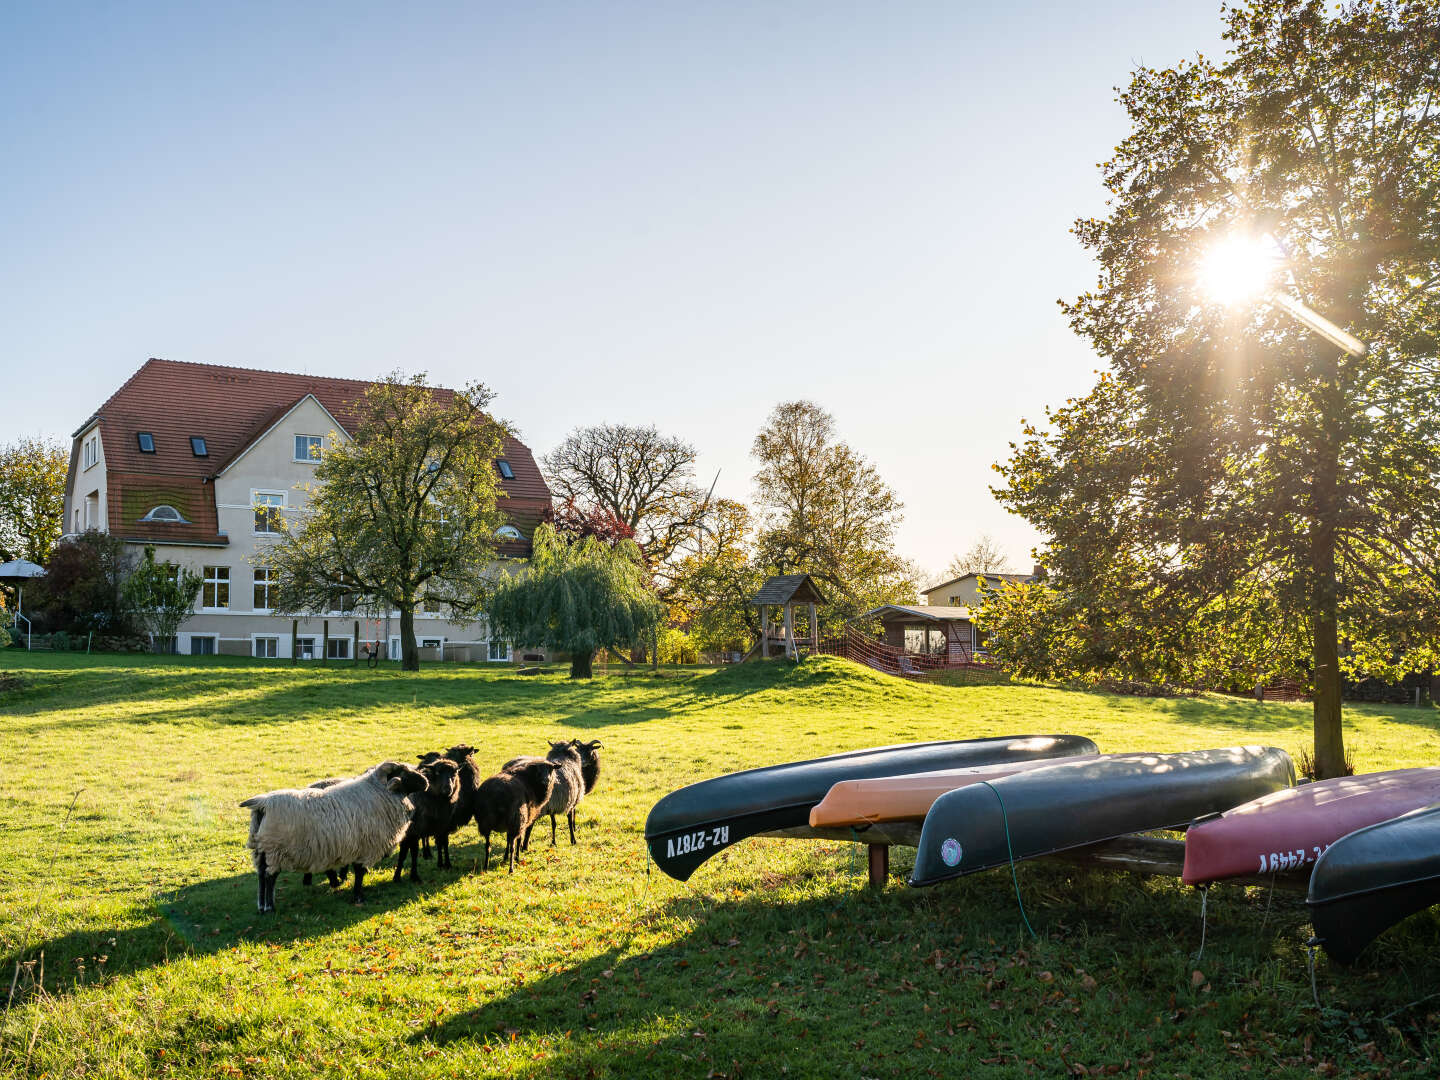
[51,630,71,652]
[0,625,11,649]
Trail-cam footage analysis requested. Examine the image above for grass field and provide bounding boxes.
[2,652,1438,1078]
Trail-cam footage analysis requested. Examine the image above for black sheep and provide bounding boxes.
[393,757,461,883]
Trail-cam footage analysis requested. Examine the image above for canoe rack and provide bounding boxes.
[758,826,1311,891]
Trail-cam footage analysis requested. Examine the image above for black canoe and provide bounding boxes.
[910,746,1294,887]
[645,734,1100,881]
[1308,803,1440,964]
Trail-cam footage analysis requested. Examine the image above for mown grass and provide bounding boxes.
[1,652,1438,1078]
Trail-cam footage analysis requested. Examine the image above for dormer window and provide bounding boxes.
[496,459,515,479]
[137,432,156,453]
[496,525,523,540]
[190,437,208,457]
[139,505,189,524]
[294,434,323,462]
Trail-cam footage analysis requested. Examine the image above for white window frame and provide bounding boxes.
[496,525,522,540]
[420,637,444,653]
[252,635,280,659]
[253,490,285,535]
[488,640,512,662]
[326,637,352,660]
[293,434,324,463]
[201,566,230,611]
[188,634,219,657]
[295,636,319,661]
[83,435,98,470]
[252,566,274,612]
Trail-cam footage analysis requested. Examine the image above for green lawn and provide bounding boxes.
[1,653,1438,1078]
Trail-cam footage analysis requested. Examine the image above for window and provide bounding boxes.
[327,638,351,660]
[136,432,155,453]
[421,638,443,650]
[254,492,284,534]
[190,437,208,457]
[189,636,216,656]
[253,567,274,611]
[488,640,511,662]
[949,595,962,605]
[496,459,515,479]
[83,436,98,470]
[139,505,188,523]
[295,637,318,660]
[294,434,323,462]
[253,636,279,659]
[201,566,230,609]
[496,525,522,540]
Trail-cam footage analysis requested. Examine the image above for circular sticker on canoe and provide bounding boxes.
[940,838,963,867]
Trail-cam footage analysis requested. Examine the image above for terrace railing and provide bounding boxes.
[817,626,1003,684]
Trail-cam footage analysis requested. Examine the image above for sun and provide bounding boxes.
[1197,234,1283,306]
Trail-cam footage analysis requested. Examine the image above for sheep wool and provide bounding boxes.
[241,762,420,874]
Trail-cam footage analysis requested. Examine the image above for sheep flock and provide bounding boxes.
[239,737,604,913]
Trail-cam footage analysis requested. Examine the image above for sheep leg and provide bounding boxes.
[256,852,269,913]
[550,813,558,847]
[568,809,577,845]
[265,871,279,913]
[521,823,532,852]
[481,832,491,872]
[422,836,432,860]
[506,831,518,873]
[437,832,450,869]
[351,863,366,904]
[326,869,344,888]
[393,840,409,883]
[302,873,313,886]
[409,840,422,884]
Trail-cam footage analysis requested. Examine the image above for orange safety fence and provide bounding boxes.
[816,626,1004,684]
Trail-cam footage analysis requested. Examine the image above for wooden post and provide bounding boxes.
[760,606,770,658]
[867,844,888,888]
[808,602,818,653]
[353,619,360,666]
[290,619,298,664]
[784,603,795,660]
[322,619,330,665]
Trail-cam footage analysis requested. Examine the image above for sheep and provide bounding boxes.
[393,757,461,883]
[240,761,428,912]
[301,777,349,887]
[570,738,603,795]
[470,759,556,873]
[505,741,586,850]
[434,744,484,861]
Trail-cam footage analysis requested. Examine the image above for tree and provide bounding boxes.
[0,437,67,565]
[486,523,664,678]
[665,498,764,654]
[542,424,708,568]
[34,531,135,637]
[123,547,201,654]
[751,401,913,627]
[994,0,1440,777]
[943,534,1015,581]
[267,374,508,671]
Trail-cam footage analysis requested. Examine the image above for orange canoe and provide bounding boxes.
[808,753,1100,828]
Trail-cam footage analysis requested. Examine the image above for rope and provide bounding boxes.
[1257,869,1278,934]
[976,780,1037,939]
[1193,886,1209,963]
[1305,937,1322,1010]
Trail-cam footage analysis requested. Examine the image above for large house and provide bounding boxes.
[62,358,552,661]
[921,570,1032,609]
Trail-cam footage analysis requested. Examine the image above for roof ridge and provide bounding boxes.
[138,356,458,393]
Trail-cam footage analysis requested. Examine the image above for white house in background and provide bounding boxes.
[921,570,1033,609]
[61,357,552,661]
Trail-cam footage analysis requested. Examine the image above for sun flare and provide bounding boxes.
[1197,234,1282,306]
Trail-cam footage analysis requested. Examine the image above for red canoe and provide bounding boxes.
[1182,767,1440,885]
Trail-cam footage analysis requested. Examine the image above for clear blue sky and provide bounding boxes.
[0,1,1227,581]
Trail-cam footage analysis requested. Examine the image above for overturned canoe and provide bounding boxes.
[910,746,1294,888]
[1183,768,1440,886]
[1308,803,1440,964]
[809,753,1101,829]
[645,734,1098,881]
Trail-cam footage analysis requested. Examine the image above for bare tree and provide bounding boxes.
[943,535,1014,580]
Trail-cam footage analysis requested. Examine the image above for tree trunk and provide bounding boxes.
[570,649,595,679]
[1310,347,1347,780]
[399,605,420,671]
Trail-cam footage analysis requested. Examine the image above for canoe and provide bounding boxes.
[808,753,1101,829]
[1308,803,1440,964]
[910,746,1294,888]
[645,734,1099,881]
[1183,767,1440,886]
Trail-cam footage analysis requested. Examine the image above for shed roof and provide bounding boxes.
[750,573,827,606]
[860,604,973,622]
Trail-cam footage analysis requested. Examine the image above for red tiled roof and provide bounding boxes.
[82,358,551,545]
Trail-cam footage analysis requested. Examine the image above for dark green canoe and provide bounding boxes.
[645,734,1099,881]
[910,746,1294,887]
[1308,803,1440,964]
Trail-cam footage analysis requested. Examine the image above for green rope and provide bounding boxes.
[976,779,1037,940]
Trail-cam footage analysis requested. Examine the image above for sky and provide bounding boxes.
[0,1,1230,583]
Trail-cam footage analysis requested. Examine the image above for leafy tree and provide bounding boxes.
[123,547,201,654]
[486,523,664,678]
[942,534,1014,580]
[542,424,708,568]
[751,401,913,628]
[994,0,1440,777]
[0,437,67,564]
[545,497,637,547]
[266,374,508,671]
[34,531,135,637]
[665,498,764,654]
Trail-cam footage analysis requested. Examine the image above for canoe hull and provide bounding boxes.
[1183,767,1440,886]
[910,746,1294,887]
[1308,803,1440,964]
[808,754,1100,829]
[645,734,1099,881]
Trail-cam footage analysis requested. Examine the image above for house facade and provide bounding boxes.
[920,570,1032,609]
[62,358,552,661]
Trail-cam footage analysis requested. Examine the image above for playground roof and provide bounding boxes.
[750,573,826,606]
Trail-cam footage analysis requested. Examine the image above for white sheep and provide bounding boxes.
[240,761,428,912]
